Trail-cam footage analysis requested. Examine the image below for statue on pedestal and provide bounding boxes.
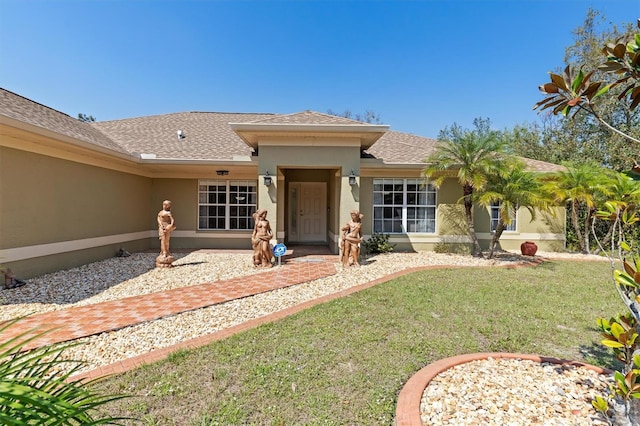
[252,209,273,267]
[156,200,176,268]
[341,210,363,266]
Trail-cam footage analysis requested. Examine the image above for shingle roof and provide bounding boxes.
[366,130,566,171]
[0,89,131,155]
[365,129,439,164]
[521,157,566,172]
[0,88,565,171]
[250,110,365,125]
[93,112,273,160]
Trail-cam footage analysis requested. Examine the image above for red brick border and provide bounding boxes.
[394,352,612,426]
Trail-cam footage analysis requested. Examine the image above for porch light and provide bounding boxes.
[348,170,357,186]
[263,171,272,186]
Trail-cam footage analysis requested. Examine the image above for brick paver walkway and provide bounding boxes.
[3,251,337,351]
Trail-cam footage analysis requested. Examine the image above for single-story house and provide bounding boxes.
[0,88,566,278]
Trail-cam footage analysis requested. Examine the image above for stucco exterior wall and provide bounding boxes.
[1,147,152,277]
[358,177,374,236]
[474,205,566,252]
[356,175,565,253]
[258,143,361,249]
[0,145,567,279]
[149,178,254,250]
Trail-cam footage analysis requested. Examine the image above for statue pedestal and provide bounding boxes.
[156,254,174,268]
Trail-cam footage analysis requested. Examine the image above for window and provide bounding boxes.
[198,180,257,230]
[490,201,517,232]
[373,178,436,233]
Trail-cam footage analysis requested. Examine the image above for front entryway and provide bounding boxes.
[288,182,327,243]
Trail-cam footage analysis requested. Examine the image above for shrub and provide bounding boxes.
[362,233,395,254]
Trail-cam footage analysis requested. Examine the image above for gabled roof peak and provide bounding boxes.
[248,110,368,126]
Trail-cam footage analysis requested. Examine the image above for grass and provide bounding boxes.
[94,260,623,425]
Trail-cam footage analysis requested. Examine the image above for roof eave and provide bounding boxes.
[137,157,256,165]
[229,123,389,149]
[0,114,139,163]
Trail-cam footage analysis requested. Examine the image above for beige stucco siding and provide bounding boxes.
[149,178,254,250]
[258,144,361,246]
[150,178,197,231]
[1,147,151,247]
[1,147,152,277]
[474,206,566,252]
[358,177,374,236]
[356,175,566,253]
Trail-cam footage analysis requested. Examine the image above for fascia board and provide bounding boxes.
[229,122,389,149]
[0,115,139,163]
[138,157,257,165]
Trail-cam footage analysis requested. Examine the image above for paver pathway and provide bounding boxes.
[3,253,337,350]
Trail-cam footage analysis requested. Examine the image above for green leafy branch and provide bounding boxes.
[0,318,131,425]
[534,19,640,145]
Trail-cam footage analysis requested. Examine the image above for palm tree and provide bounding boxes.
[542,162,611,254]
[476,162,553,259]
[593,170,640,254]
[423,118,509,257]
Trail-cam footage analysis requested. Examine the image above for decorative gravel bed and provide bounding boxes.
[420,357,611,425]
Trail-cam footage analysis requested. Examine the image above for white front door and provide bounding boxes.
[289,182,326,242]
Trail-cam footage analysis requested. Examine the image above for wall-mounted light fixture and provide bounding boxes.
[348,170,357,186]
[263,171,272,186]
[216,170,229,176]
[177,130,184,139]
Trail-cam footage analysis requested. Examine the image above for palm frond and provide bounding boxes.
[0,317,132,425]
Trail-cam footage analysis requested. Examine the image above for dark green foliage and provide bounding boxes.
[0,318,131,425]
[424,117,510,258]
[362,233,396,254]
[77,113,96,122]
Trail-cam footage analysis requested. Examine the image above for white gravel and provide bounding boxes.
[420,357,612,425]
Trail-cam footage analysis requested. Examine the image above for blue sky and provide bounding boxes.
[0,0,636,138]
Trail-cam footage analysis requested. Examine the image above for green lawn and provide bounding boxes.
[95,260,623,425]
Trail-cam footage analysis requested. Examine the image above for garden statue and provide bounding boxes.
[340,210,363,266]
[156,200,176,268]
[3,268,26,289]
[252,209,273,267]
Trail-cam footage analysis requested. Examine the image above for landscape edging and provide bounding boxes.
[394,352,612,426]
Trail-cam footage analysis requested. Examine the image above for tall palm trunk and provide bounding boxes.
[463,185,484,258]
[488,221,506,259]
[583,208,595,254]
[571,200,587,253]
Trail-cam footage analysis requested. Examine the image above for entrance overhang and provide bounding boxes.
[229,123,389,150]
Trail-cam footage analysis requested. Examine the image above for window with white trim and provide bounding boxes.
[490,201,517,232]
[373,178,437,233]
[198,180,257,230]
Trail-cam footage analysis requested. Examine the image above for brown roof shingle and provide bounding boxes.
[365,130,439,164]
[0,89,131,155]
[249,110,365,125]
[93,112,273,161]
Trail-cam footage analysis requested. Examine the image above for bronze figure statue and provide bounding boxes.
[156,200,176,268]
[341,210,363,266]
[252,209,273,267]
